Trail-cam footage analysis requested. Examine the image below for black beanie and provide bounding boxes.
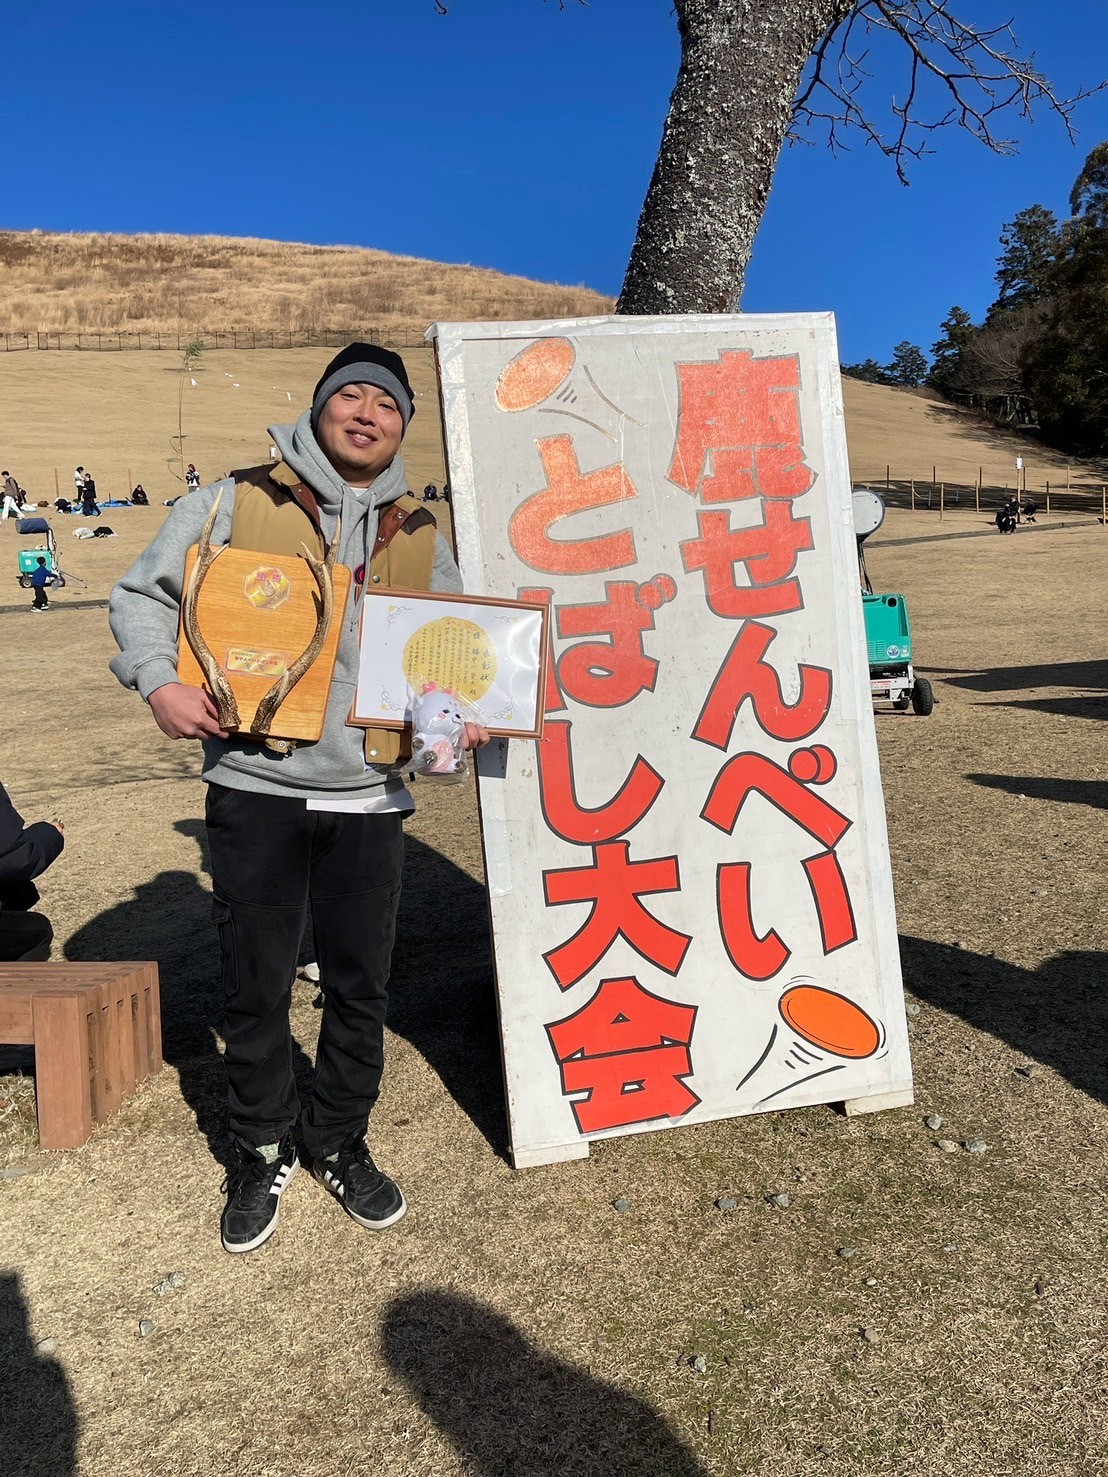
[310,343,415,430]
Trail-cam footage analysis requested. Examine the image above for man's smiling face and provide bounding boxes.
[316,382,404,486]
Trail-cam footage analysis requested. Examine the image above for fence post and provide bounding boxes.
[975,468,980,513]
[1103,486,1106,526]
[1046,481,1051,515]
[885,463,890,494]
[939,482,945,522]
[910,478,916,511]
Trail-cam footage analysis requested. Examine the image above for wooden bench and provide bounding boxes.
[0,962,162,1150]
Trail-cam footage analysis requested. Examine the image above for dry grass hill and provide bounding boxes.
[0,230,612,338]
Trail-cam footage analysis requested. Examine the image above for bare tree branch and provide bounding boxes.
[791,1,1106,184]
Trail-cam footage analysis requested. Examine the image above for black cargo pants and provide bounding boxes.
[205,783,403,1159]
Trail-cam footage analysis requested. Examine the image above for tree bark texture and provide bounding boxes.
[618,0,855,315]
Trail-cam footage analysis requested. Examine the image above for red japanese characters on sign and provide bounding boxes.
[502,340,858,1138]
[669,347,859,994]
[546,976,699,1133]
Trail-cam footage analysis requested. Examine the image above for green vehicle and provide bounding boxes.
[852,489,933,716]
[14,516,67,589]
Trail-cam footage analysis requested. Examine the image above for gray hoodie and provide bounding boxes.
[108,411,462,800]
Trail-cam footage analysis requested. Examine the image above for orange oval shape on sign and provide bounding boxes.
[778,985,880,1059]
[496,338,575,412]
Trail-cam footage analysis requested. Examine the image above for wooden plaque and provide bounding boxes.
[177,544,352,742]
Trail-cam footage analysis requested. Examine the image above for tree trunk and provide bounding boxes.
[618,0,855,315]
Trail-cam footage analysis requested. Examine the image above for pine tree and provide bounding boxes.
[1022,143,1108,452]
[887,342,929,387]
[841,358,893,385]
[927,307,976,398]
[991,205,1059,314]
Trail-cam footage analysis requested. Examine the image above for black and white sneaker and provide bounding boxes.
[310,1140,407,1230]
[220,1135,299,1254]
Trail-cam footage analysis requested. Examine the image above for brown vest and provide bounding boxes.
[229,462,439,764]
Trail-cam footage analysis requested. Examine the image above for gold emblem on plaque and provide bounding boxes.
[243,565,292,611]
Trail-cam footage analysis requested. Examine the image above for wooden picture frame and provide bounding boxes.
[349,586,550,739]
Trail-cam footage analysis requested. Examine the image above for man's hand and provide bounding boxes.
[149,683,231,740]
[461,721,491,751]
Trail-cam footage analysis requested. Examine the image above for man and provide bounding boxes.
[110,344,486,1254]
[30,556,53,610]
[80,471,100,517]
[1,472,21,520]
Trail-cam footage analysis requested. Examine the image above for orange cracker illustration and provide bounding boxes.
[496,337,575,412]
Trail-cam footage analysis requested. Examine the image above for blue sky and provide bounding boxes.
[5,1,1107,363]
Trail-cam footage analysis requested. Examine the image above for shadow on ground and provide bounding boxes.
[62,819,239,1166]
[930,660,1108,721]
[900,935,1108,1108]
[967,773,1108,810]
[59,824,506,1165]
[382,1291,708,1476]
[0,1272,77,1477]
[930,659,1108,694]
[388,836,507,1159]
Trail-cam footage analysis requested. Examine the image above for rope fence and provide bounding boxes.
[857,464,1108,521]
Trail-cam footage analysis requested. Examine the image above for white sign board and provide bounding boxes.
[431,313,913,1169]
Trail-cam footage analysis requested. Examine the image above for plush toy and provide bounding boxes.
[410,682,468,778]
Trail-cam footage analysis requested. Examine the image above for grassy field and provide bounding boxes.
[0,343,1106,1476]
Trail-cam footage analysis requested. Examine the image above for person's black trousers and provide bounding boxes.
[0,910,52,961]
[32,586,47,609]
[204,782,404,1160]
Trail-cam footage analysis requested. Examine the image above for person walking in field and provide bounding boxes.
[30,557,52,610]
[186,464,201,492]
[1,473,21,520]
[109,343,489,1255]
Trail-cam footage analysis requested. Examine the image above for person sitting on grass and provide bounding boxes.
[0,780,63,962]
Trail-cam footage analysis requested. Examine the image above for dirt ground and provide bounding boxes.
[0,359,1107,1477]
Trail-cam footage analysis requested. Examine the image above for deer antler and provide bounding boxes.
[251,521,340,737]
[182,491,241,729]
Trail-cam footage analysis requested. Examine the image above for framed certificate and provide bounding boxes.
[350,587,549,739]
